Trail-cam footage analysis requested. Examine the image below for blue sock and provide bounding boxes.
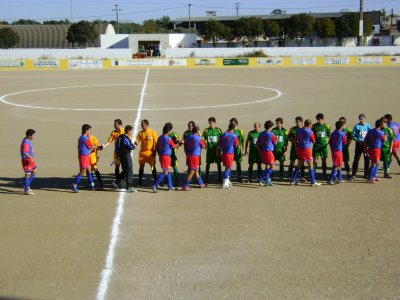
[266,168,272,182]
[183,180,190,187]
[24,177,29,192]
[155,173,165,186]
[167,173,173,188]
[310,169,316,184]
[337,169,343,181]
[328,169,337,182]
[397,159,400,166]
[74,174,82,185]
[373,165,379,177]
[198,176,204,186]
[368,166,374,180]
[224,169,230,179]
[261,169,268,181]
[292,168,300,182]
[28,173,35,185]
[87,173,94,187]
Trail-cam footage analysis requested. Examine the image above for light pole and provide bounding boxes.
[358,0,364,46]
[113,4,122,34]
[188,3,192,32]
[235,3,240,17]
[70,0,73,22]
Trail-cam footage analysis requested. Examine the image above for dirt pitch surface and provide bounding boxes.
[0,68,399,300]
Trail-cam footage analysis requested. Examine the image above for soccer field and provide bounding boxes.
[0,67,399,300]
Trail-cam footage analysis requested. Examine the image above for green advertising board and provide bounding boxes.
[223,58,249,66]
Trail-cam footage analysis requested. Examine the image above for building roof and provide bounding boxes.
[0,23,111,48]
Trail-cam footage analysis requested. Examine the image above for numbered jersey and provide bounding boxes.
[272,127,288,151]
[203,127,222,149]
[381,127,394,150]
[246,129,260,151]
[312,122,331,146]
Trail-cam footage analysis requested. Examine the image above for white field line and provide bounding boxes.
[0,83,282,111]
[96,68,150,300]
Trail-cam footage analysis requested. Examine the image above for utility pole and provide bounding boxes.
[188,3,192,32]
[235,3,240,16]
[358,0,364,46]
[113,4,122,34]
[70,0,73,22]
[391,8,394,27]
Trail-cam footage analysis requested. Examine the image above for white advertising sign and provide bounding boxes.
[357,57,383,64]
[290,57,316,65]
[194,58,216,66]
[324,57,350,65]
[111,59,187,67]
[0,60,25,68]
[33,60,60,68]
[257,57,283,65]
[68,60,103,69]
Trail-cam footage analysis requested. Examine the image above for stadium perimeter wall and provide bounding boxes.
[1,47,400,70]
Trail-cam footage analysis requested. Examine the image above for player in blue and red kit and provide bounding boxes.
[21,129,37,195]
[218,122,239,189]
[72,124,97,193]
[152,124,178,192]
[256,120,277,186]
[364,119,385,184]
[182,124,206,191]
[327,120,347,185]
[384,114,400,169]
[291,119,321,187]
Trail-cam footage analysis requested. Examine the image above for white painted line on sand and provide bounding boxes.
[0,83,282,111]
[96,68,150,300]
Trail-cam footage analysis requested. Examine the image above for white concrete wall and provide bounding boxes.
[0,48,132,59]
[100,34,129,49]
[165,46,400,58]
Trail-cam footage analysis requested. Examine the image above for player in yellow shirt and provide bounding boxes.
[88,133,104,188]
[134,119,158,187]
[100,119,124,180]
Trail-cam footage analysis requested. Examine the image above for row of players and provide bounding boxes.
[20,114,399,194]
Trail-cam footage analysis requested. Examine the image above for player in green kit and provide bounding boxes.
[165,122,183,187]
[229,118,245,181]
[312,113,331,178]
[339,117,353,180]
[203,117,222,183]
[380,116,394,179]
[272,118,289,181]
[244,122,261,182]
[288,116,304,179]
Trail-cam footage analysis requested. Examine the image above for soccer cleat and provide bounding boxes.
[327,180,334,185]
[127,188,137,193]
[151,185,158,193]
[373,177,380,182]
[384,174,392,179]
[367,179,376,184]
[257,179,265,187]
[290,181,297,186]
[24,190,35,195]
[311,182,321,187]
[116,188,127,192]
[337,180,345,183]
[182,185,190,191]
[72,185,79,193]
[199,184,206,189]
[350,176,355,181]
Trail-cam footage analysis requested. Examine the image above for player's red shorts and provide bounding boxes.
[392,140,399,153]
[78,155,91,169]
[21,158,36,173]
[261,151,275,165]
[159,155,171,170]
[296,148,313,162]
[222,153,234,168]
[368,148,381,163]
[187,155,200,170]
[331,151,343,167]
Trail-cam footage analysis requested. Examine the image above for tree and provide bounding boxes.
[141,19,157,33]
[264,19,280,46]
[314,18,336,46]
[335,13,373,45]
[0,21,9,25]
[155,16,173,32]
[11,19,40,25]
[271,9,285,15]
[205,19,225,47]
[398,20,400,33]
[66,21,97,48]
[287,13,314,46]
[0,27,20,48]
[43,19,71,25]
[236,17,264,46]
[224,25,236,47]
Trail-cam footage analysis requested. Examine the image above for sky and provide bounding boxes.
[0,0,399,23]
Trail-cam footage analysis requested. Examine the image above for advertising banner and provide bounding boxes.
[0,60,25,68]
[390,56,400,64]
[68,60,103,69]
[324,57,350,65]
[111,59,187,67]
[357,57,383,64]
[223,58,249,66]
[194,58,216,66]
[290,57,316,65]
[33,60,60,68]
[257,57,283,65]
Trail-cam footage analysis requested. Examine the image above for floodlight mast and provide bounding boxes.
[358,0,364,46]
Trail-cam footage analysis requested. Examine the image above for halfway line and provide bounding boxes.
[96,68,150,300]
